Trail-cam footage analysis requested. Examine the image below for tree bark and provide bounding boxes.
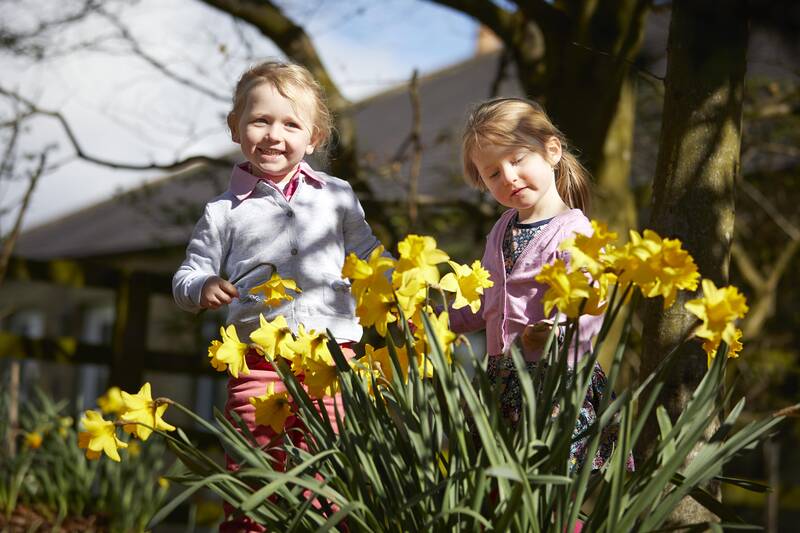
[637,0,748,525]
[537,0,648,231]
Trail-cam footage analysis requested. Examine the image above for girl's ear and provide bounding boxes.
[305,129,320,155]
[546,136,562,166]
[227,112,241,144]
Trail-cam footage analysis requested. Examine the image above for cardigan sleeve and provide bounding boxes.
[172,204,225,313]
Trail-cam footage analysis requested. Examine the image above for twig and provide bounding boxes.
[97,8,229,102]
[0,151,49,287]
[0,85,232,172]
[408,70,422,230]
[738,179,800,240]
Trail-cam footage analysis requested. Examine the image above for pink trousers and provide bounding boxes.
[220,346,354,532]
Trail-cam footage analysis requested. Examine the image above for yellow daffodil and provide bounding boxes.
[356,289,397,337]
[405,338,434,378]
[350,357,383,395]
[207,340,227,372]
[303,355,340,398]
[78,410,127,462]
[614,229,699,308]
[417,353,435,379]
[250,314,294,360]
[703,328,743,368]
[250,273,302,307]
[250,382,293,433]
[158,477,170,489]
[394,269,428,318]
[581,270,617,316]
[282,324,313,373]
[119,383,176,441]
[366,343,410,383]
[343,247,394,301]
[126,440,142,457]
[685,279,748,360]
[416,311,457,361]
[97,386,125,415]
[394,234,449,285]
[559,220,619,279]
[284,325,332,376]
[24,432,43,449]
[439,260,493,313]
[297,331,338,398]
[406,304,432,334]
[535,259,591,318]
[213,325,250,378]
[58,416,73,438]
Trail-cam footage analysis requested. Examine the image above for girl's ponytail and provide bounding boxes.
[555,150,592,213]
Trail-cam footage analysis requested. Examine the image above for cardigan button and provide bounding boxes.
[291,248,298,255]
[286,210,294,218]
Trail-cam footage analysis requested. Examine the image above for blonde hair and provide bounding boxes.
[227,60,333,151]
[462,97,591,212]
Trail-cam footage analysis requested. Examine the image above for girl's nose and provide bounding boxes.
[264,125,281,142]
[501,168,517,186]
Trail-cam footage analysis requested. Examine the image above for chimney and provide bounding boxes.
[476,25,502,56]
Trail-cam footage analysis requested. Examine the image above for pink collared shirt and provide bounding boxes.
[228,161,323,201]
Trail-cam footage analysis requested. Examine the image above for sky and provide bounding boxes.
[0,0,477,234]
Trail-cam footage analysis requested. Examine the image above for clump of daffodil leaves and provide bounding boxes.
[77,225,795,533]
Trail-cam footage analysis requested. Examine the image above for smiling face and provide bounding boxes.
[230,82,317,184]
[471,137,566,222]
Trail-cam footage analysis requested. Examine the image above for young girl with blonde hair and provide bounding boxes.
[451,97,631,473]
[173,60,382,532]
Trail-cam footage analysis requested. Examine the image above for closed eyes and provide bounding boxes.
[485,154,526,179]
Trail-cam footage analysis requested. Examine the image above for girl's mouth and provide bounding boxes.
[511,187,526,197]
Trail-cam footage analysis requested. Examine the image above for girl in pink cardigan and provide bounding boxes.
[451,97,631,474]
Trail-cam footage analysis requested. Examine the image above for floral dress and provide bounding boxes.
[486,213,634,473]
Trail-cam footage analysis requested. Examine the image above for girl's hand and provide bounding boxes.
[200,276,240,309]
[521,319,555,351]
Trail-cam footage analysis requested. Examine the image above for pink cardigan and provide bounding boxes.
[449,209,604,364]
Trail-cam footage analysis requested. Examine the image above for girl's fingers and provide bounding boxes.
[220,280,240,298]
[216,290,233,304]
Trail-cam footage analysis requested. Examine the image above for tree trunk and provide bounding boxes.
[533,0,648,232]
[637,0,748,526]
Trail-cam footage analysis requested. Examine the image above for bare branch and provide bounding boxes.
[197,0,348,107]
[739,178,800,240]
[0,150,49,286]
[0,85,231,172]
[0,123,20,180]
[739,237,800,339]
[97,8,229,102]
[0,0,104,57]
[730,241,765,291]
[428,0,527,51]
[510,0,568,33]
[408,70,422,229]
